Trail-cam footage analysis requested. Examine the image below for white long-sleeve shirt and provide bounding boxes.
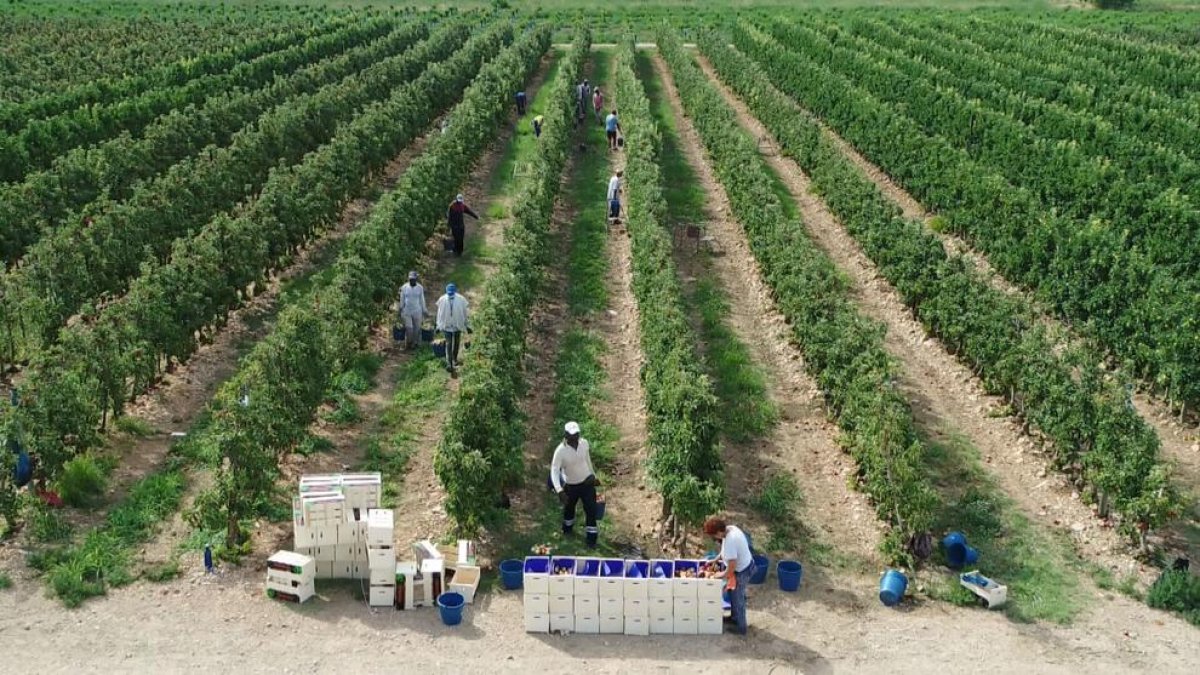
[436,293,470,332]
[550,438,595,492]
[607,175,621,201]
[398,283,427,318]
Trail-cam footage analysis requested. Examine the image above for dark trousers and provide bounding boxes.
[608,198,620,219]
[450,222,465,256]
[562,479,598,547]
[517,98,526,115]
[444,330,462,370]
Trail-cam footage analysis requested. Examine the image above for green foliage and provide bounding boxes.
[436,27,588,536]
[57,455,108,508]
[28,505,74,543]
[661,30,933,561]
[713,25,1180,541]
[114,416,155,437]
[1093,0,1135,7]
[613,39,724,527]
[143,560,181,583]
[1147,569,1200,626]
[0,572,11,589]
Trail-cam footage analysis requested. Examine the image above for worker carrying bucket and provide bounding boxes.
[550,421,600,549]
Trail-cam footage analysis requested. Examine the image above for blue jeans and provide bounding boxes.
[730,561,755,635]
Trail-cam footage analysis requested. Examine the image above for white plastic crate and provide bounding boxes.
[266,583,314,604]
[649,615,673,635]
[266,577,315,596]
[574,613,599,634]
[550,614,574,634]
[697,598,723,621]
[315,560,334,579]
[524,610,550,634]
[648,560,674,599]
[623,596,648,617]
[574,595,598,616]
[369,565,395,586]
[599,596,621,617]
[267,551,315,579]
[523,592,549,613]
[366,509,394,546]
[449,565,480,604]
[332,543,357,562]
[367,546,395,570]
[549,594,573,614]
[674,614,698,635]
[599,614,623,635]
[697,577,724,602]
[623,615,649,636]
[524,557,550,595]
[368,584,396,608]
[624,560,649,600]
[698,615,723,635]
[312,545,335,562]
[331,560,353,579]
[648,597,672,620]
[673,597,697,616]
[673,560,699,599]
[548,558,576,595]
[574,558,601,596]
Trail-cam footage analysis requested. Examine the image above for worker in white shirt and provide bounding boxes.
[397,271,428,351]
[607,170,622,222]
[550,421,600,548]
[435,282,470,375]
[704,517,756,635]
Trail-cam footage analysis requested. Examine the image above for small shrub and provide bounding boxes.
[144,560,181,582]
[1147,569,1200,626]
[114,416,155,437]
[0,572,12,589]
[29,507,74,543]
[57,456,108,508]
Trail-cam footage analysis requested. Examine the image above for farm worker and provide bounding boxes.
[592,87,604,123]
[397,271,428,351]
[446,193,479,257]
[515,90,527,116]
[583,79,592,105]
[607,170,622,220]
[532,114,544,139]
[551,421,600,548]
[703,517,756,635]
[435,283,470,375]
[605,109,621,151]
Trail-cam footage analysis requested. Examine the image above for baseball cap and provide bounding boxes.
[564,421,581,435]
[456,193,464,203]
[447,283,457,296]
[408,271,418,280]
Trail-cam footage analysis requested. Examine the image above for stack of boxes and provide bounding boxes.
[291,473,382,580]
[366,508,396,607]
[523,556,724,636]
[265,551,316,603]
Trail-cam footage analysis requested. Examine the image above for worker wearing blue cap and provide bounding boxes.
[435,282,470,375]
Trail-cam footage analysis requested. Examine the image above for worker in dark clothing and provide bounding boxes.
[515,90,527,116]
[446,193,479,257]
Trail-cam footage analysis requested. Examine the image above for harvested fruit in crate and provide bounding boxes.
[530,543,552,555]
[553,564,574,575]
[675,569,697,578]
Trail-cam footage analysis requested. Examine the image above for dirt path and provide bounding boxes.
[651,53,881,567]
[388,55,557,545]
[589,66,656,548]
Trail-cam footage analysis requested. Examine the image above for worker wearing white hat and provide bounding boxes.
[550,421,600,548]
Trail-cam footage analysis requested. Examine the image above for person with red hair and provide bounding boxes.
[704,516,756,635]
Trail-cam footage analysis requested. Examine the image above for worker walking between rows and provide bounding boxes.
[592,87,604,123]
[550,421,600,549]
[436,283,470,375]
[397,271,428,351]
[446,193,479,257]
[515,90,527,116]
[605,109,621,151]
[533,114,544,139]
[607,170,623,222]
[704,517,756,636]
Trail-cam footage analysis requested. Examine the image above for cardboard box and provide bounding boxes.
[550,613,574,634]
[369,584,396,608]
[623,615,649,636]
[599,614,623,635]
[524,610,550,634]
[523,592,549,613]
[648,597,672,620]
[574,612,599,634]
[448,565,481,604]
[673,614,698,635]
[623,596,648,617]
[574,595,598,616]
[649,615,673,635]
[698,615,723,635]
[549,594,573,614]
[599,596,622,616]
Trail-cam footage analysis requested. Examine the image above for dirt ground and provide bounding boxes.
[1,561,1198,674]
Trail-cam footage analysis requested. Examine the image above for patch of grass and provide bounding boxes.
[565,53,614,316]
[144,560,181,583]
[552,329,618,472]
[295,433,334,457]
[486,202,508,219]
[638,50,706,227]
[323,393,361,425]
[923,431,1087,624]
[1147,568,1200,626]
[490,52,565,195]
[114,415,156,437]
[748,473,837,566]
[0,572,11,589]
[57,455,108,508]
[29,506,74,544]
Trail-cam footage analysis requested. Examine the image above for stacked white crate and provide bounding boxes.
[623,561,650,636]
[574,559,600,634]
[366,508,395,607]
[597,559,624,635]
[265,550,316,603]
[548,558,576,633]
[293,474,382,581]
[696,571,725,635]
[672,561,699,635]
[647,560,675,635]
[523,558,551,633]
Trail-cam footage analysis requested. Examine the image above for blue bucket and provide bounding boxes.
[942,531,979,569]
[499,559,523,590]
[420,327,435,343]
[594,500,606,521]
[777,560,803,592]
[431,341,446,358]
[437,592,466,626]
[750,554,769,584]
[879,569,908,607]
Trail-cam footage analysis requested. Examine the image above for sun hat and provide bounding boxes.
[564,421,581,435]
